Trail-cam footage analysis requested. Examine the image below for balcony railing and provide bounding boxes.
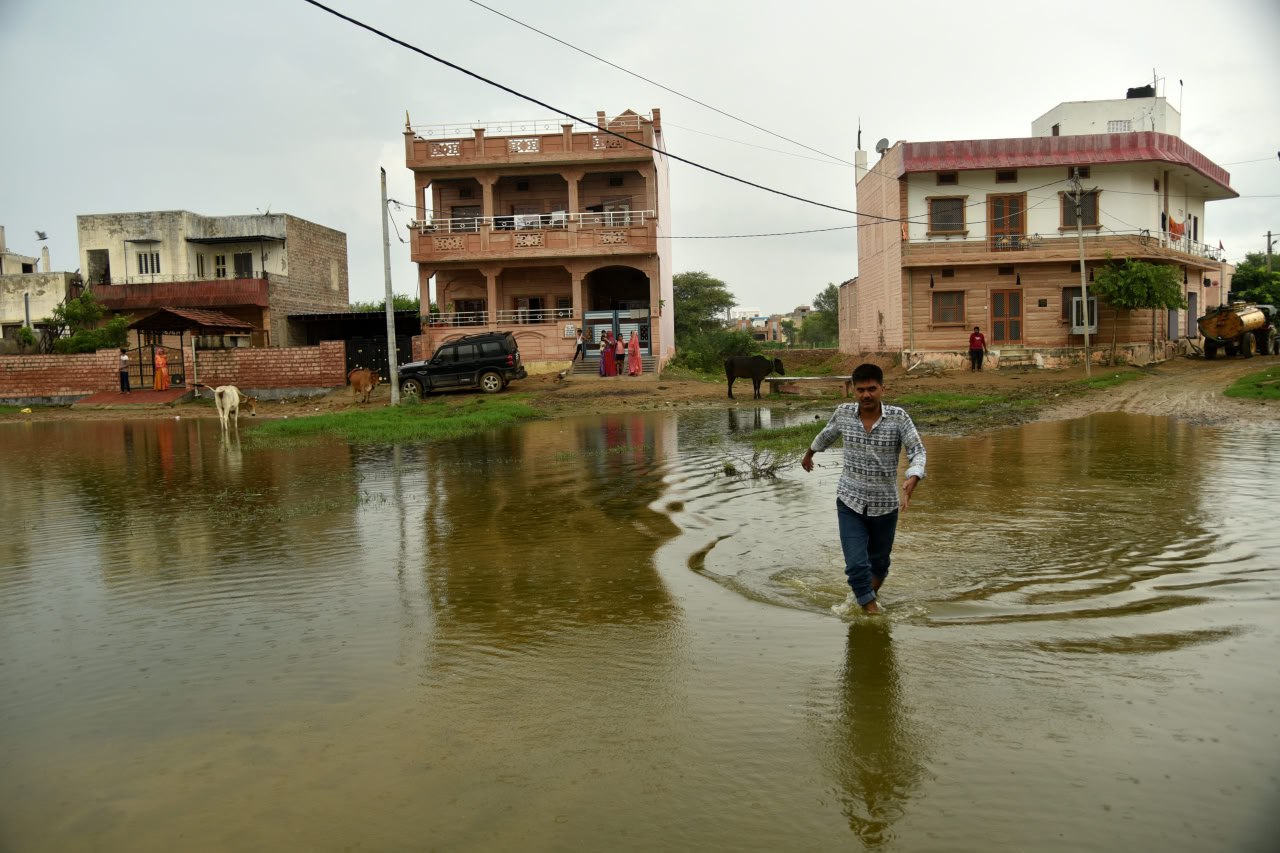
[427,309,575,327]
[409,114,647,140]
[411,210,654,234]
[90,270,271,286]
[904,230,1226,263]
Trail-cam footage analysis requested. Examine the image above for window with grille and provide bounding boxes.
[928,197,965,233]
[937,172,958,186]
[136,251,160,275]
[196,254,206,277]
[932,291,964,325]
[215,255,227,278]
[1107,120,1132,133]
[1061,190,1099,228]
[995,169,1017,183]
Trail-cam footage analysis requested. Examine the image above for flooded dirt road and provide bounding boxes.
[0,407,1276,851]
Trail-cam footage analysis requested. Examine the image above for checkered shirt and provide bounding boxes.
[809,403,926,516]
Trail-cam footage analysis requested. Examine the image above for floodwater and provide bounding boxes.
[0,408,1277,852]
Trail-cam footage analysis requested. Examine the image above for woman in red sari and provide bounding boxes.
[626,332,642,375]
[601,331,617,376]
[152,347,170,391]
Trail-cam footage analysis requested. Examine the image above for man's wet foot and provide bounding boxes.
[862,600,884,615]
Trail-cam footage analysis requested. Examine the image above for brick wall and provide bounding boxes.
[193,340,346,390]
[271,216,350,345]
[0,348,120,400]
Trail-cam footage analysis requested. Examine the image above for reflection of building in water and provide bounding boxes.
[828,624,924,847]
[419,413,679,650]
[2,420,362,585]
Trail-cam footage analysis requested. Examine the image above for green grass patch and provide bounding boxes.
[1075,369,1146,390]
[1223,367,1280,401]
[658,365,720,383]
[895,391,1003,410]
[245,394,540,446]
[0,405,24,415]
[742,423,819,454]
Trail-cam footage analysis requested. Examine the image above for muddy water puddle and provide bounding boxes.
[0,411,1276,851]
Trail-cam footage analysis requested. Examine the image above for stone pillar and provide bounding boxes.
[563,169,583,232]
[571,271,585,322]
[483,267,500,329]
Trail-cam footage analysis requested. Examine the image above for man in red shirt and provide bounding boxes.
[968,326,987,371]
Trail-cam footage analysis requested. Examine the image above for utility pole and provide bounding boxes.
[1268,231,1273,275]
[381,168,401,405]
[1071,167,1092,377]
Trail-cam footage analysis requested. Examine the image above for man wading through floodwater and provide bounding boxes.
[802,363,926,616]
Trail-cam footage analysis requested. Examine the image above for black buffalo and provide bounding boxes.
[725,355,785,399]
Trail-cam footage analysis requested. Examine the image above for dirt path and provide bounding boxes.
[4,355,1276,428]
[1034,355,1278,426]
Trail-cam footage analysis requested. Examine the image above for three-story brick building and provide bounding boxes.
[404,108,673,371]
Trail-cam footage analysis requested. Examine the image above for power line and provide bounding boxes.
[300,0,874,219]
[461,0,854,168]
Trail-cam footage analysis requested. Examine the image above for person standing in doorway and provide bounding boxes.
[968,326,987,371]
[801,363,925,616]
[119,348,131,394]
[572,329,586,364]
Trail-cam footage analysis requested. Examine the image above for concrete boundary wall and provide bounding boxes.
[0,348,120,403]
[192,340,346,394]
[0,341,347,404]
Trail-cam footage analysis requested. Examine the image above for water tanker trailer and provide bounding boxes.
[1198,303,1278,359]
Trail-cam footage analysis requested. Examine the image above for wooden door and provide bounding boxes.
[989,194,1026,251]
[991,289,1023,344]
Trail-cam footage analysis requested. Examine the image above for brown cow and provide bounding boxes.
[348,368,380,404]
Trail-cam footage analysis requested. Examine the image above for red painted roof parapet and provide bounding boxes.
[900,132,1234,196]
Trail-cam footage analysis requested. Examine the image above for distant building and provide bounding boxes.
[0,225,75,348]
[404,108,673,370]
[845,88,1235,367]
[731,313,782,343]
[728,306,763,321]
[78,210,349,346]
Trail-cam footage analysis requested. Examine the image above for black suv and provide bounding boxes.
[399,332,527,396]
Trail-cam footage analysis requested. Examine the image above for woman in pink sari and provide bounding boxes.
[626,332,642,375]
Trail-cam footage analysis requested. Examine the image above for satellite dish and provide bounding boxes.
[875,138,890,155]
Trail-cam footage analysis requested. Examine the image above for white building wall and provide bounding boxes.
[1031,97,1181,138]
[905,163,1211,246]
[0,273,73,326]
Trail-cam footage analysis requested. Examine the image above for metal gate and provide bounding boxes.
[128,344,186,389]
[346,336,413,382]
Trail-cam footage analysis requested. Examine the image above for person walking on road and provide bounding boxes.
[801,363,926,616]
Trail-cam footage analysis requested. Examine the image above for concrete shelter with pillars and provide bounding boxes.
[404,109,674,371]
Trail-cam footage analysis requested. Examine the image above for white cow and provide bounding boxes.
[201,384,257,432]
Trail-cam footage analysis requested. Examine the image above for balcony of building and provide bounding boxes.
[90,275,272,311]
[405,111,658,172]
[409,210,657,263]
[900,231,1225,271]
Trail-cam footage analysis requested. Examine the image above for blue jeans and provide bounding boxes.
[836,499,898,605]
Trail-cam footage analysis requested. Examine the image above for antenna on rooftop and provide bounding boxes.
[874,138,889,157]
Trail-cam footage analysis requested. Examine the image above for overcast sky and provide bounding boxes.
[2,0,1277,315]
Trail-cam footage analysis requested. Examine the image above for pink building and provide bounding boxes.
[404,109,674,372]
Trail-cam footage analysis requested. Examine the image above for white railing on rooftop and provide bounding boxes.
[410,114,648,140]
[411,210,655,233]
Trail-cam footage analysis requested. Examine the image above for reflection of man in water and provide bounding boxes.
[802,363,925,615]
[830,623,922,846]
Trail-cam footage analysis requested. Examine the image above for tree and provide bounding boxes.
[801,283,840,347]
[780,319,797,347]
[673,271,736,343]
[1230,252,1280,305]
[350,293,420,312]
[1091,258,1186,361]
[43,291,130,354]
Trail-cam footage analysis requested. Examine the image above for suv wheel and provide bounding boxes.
[479,371,503,393]
[402,378,425,398]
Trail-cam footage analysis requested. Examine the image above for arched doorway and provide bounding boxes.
[583,265,651,357]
